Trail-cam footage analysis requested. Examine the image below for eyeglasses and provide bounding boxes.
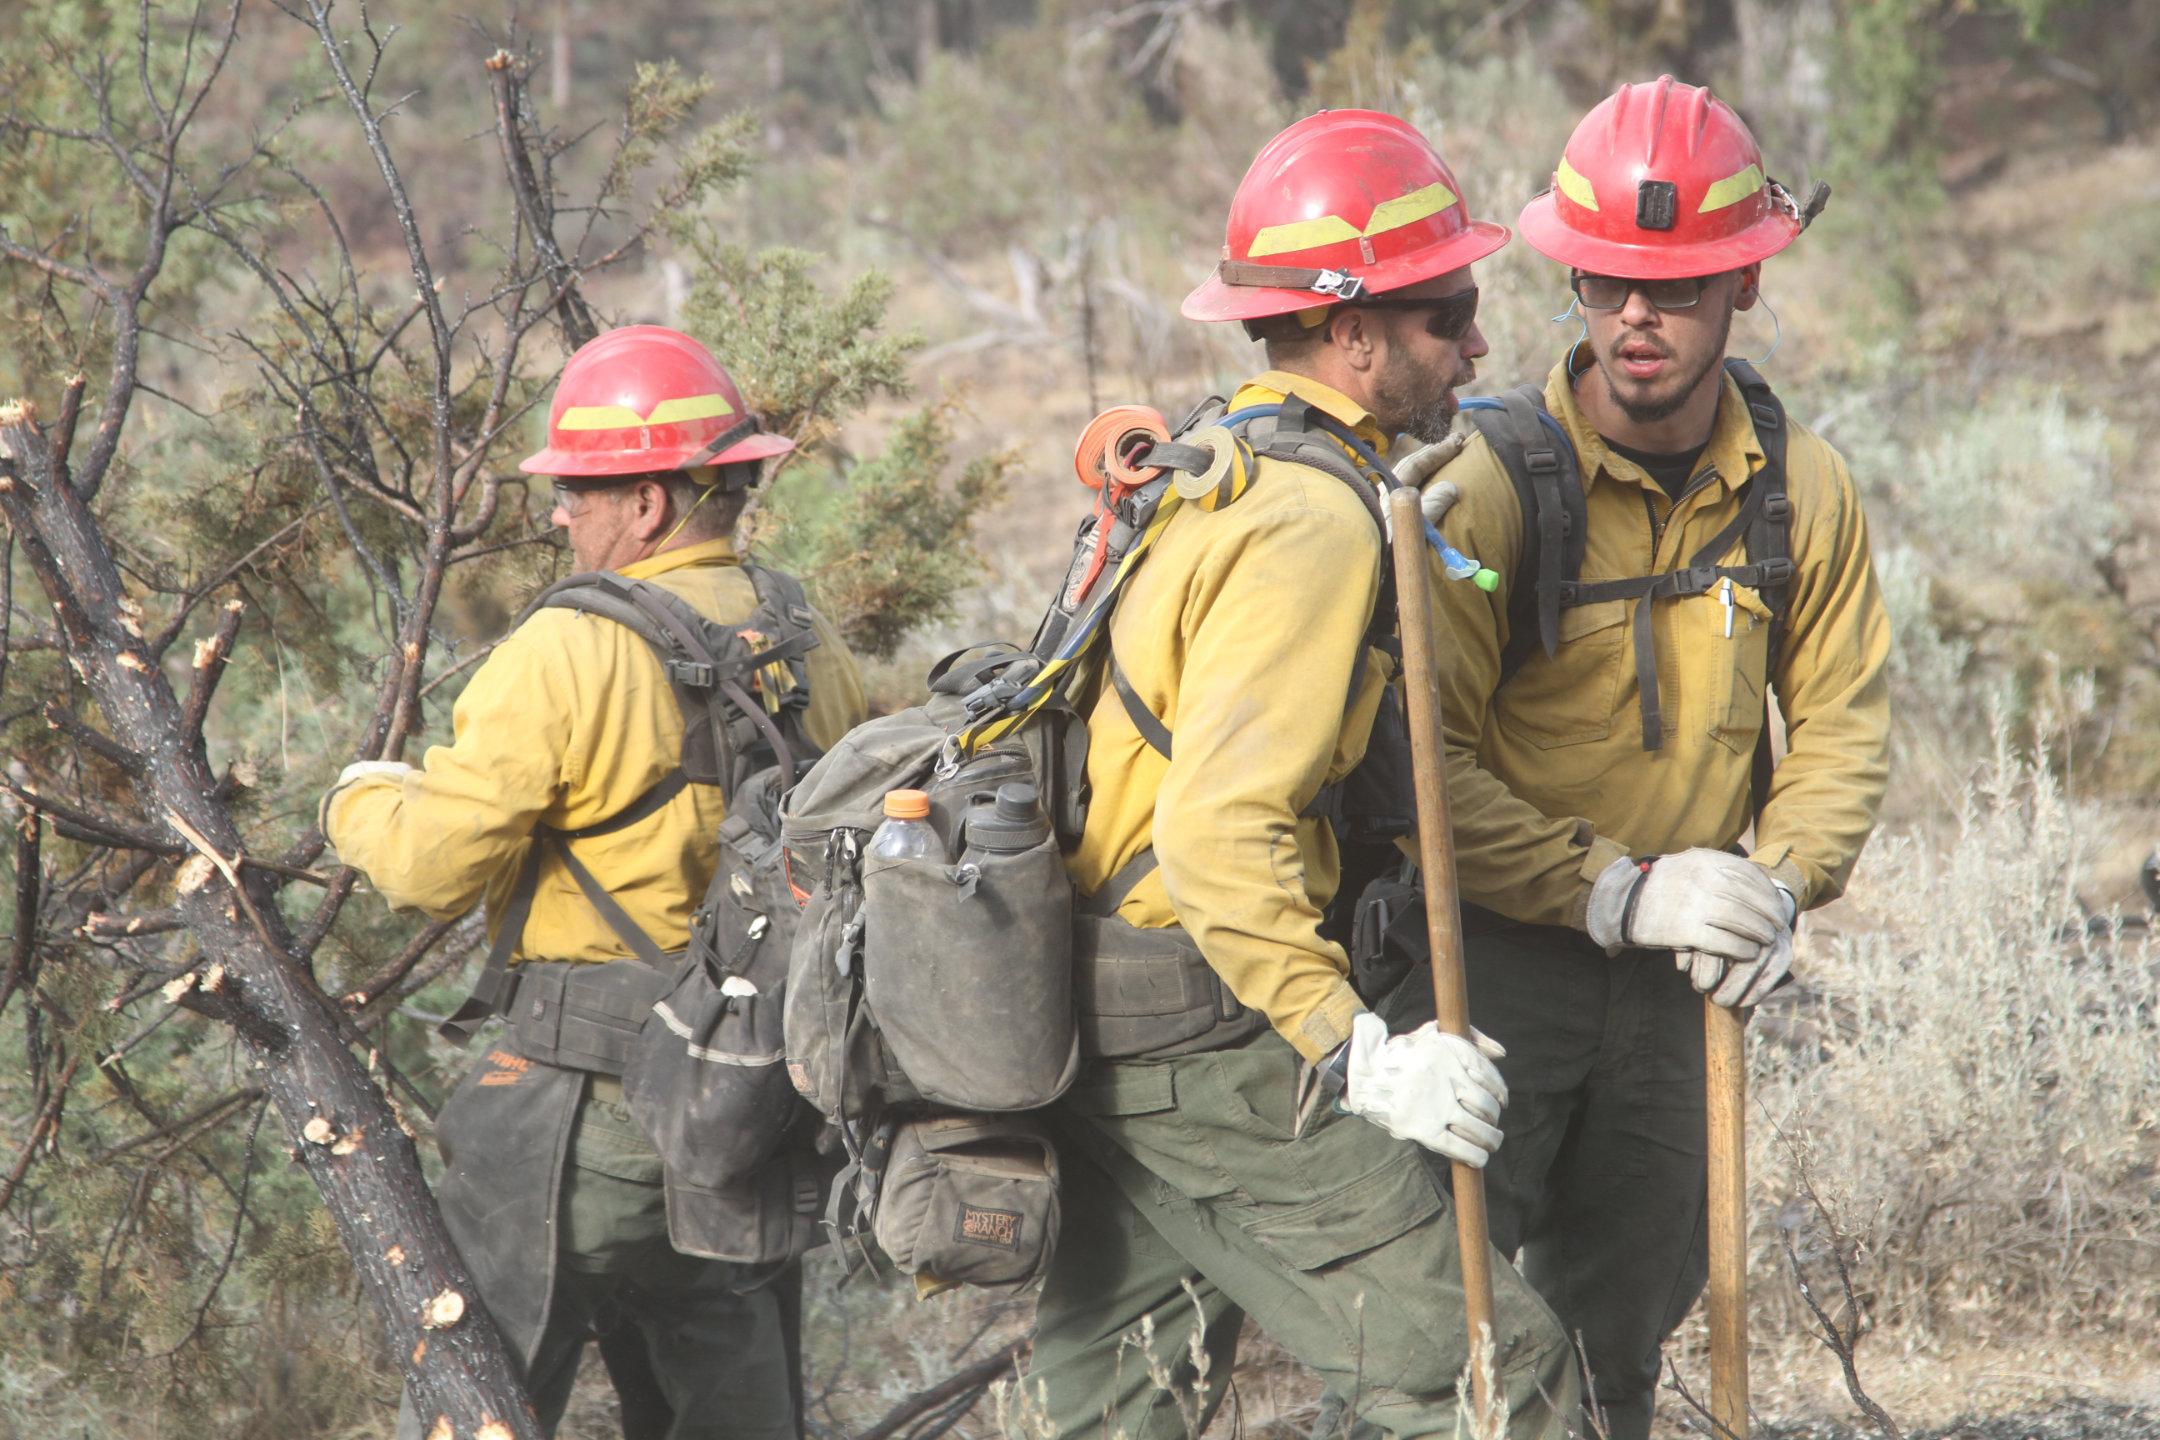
[1570,272,1710,311]
[549,477,653,518]
[1351,286,1481,341]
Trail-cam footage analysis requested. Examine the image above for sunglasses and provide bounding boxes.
[1570,272,1710,311]
[1351,285,1481,341]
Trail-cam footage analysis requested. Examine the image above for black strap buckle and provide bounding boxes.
[1749,401,1781,430]
[665,659,717,688]
[1757,556,1796,586]
[1673,565,1721,596]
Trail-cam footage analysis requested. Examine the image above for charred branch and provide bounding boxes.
[1,812,42,1022]
[488,49,597,350]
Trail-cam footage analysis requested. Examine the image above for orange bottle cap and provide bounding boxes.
[883,789,931,821]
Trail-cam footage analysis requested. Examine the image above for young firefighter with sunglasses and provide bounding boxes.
[1388,77,1891,1438]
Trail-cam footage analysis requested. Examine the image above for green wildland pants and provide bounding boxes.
[398,1067,800,1440]
[1025,1031,1581,1440]
[1378,907,1714,1440]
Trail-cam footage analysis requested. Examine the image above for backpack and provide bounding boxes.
[778,394,1412,1288]
[439,563,830,1263]
[1459,357,1794,810]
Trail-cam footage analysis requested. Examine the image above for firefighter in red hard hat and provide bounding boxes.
[1021,109,1581,1440]
[1388,78,1891,1438]
[326,325,867,1439]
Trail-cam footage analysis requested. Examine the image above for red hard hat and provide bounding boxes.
[519,324,795,477]
[1518,76,1801,280]
[1182,109,1510,324]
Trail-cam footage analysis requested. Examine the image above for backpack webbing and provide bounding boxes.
[1464,358,1793,804]
[1098,396,1396,778]
[440,564,822,1042]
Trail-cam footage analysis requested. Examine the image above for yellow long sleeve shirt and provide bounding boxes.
[325,538,868,963]
[1428,349,1892,927]
[1067,371,1391,1063]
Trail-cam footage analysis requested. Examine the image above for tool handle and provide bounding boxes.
[1706,999,1751,1438]
[1385,487,1498,1408]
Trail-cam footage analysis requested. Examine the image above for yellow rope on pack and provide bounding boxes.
[955,491,1187,755]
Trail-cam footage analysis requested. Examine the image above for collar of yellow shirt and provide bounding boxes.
[616,534,741,581]
[1543,342,1767,499]
[1228,369,1393,465]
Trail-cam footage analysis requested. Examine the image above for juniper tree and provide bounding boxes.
[0,5,988,1433]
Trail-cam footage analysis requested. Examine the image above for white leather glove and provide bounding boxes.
[1393,431,1467,492]
[319,759,413,837]
[1420,478,1461,527]
[1679,882,1798,1008]
[1584,849,1786,959]
[336,760,413,788]
[1340,1012,1508,1168]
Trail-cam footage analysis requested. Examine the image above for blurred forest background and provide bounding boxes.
[3,0,2159,1436]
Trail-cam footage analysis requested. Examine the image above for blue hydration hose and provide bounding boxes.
[1222,404,1499,591]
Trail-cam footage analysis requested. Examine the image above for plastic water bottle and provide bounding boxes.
[869,789,943,865]
[961,783,1051,865]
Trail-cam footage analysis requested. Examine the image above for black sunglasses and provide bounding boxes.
[1350,286,1481,341]
[1570,271,1710,312]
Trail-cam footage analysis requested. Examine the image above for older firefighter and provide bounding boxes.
[1024,110,1581,1440]
[1391,78,1891,1437]
[324,325,867,1440]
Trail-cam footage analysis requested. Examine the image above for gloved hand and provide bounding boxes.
[1382,433,1468,524]
[1677,881,1798,1008]
[318,759,413,836]
[336,760,413,788]
[1584,849,1787,959]
[1340,1012,1508,1168]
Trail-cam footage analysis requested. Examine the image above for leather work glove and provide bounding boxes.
[336,759,414,788]
[318,759,414,835]
[1678,881,1799,1008]
[1340,1011,1509,1168]
[1584,849,1787,960]
[1392,432,1469,525]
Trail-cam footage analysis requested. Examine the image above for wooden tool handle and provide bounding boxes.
[1706,999,1750,1438]
[1385,487,1498,1407]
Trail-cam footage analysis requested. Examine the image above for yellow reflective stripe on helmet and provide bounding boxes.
[556,392,736,431]
[647,393,735,425]
[555,403,650,431]
[1555,156,1599,212]
[1247,181,1461,260]
[1698,162,1764,214]
[1249,214,1363,258]
[1362,181,1457,238]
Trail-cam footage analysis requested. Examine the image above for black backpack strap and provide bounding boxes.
[439,841,548,1042]
[1110,652,1174,759]
[1725,358,1795,816]
[1465,385,1583,682]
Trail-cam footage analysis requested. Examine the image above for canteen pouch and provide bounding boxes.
[860,831,1078,1112]
[871,1111,1061,1290]
[781,843,918,1120]
[625,770,816,1257]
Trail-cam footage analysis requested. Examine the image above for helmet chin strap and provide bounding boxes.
[655,480,716,551]
[1742,292,1784,366]
[1552,296,1594,376]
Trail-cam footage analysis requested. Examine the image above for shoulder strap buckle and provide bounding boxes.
[664,658,717,688]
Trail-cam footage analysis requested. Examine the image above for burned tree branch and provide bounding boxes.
[178,597,244,740]
[41,700,145,775]
[488,49,596,350]
[1,812,42,1022]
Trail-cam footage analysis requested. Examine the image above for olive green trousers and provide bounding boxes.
[399,1077,800,1440]
[1380,909,1715,1440]
[1025,1032,1580,1440]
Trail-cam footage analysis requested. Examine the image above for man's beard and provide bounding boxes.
[1375,361,1471,445]
[1597,307,1735,426]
